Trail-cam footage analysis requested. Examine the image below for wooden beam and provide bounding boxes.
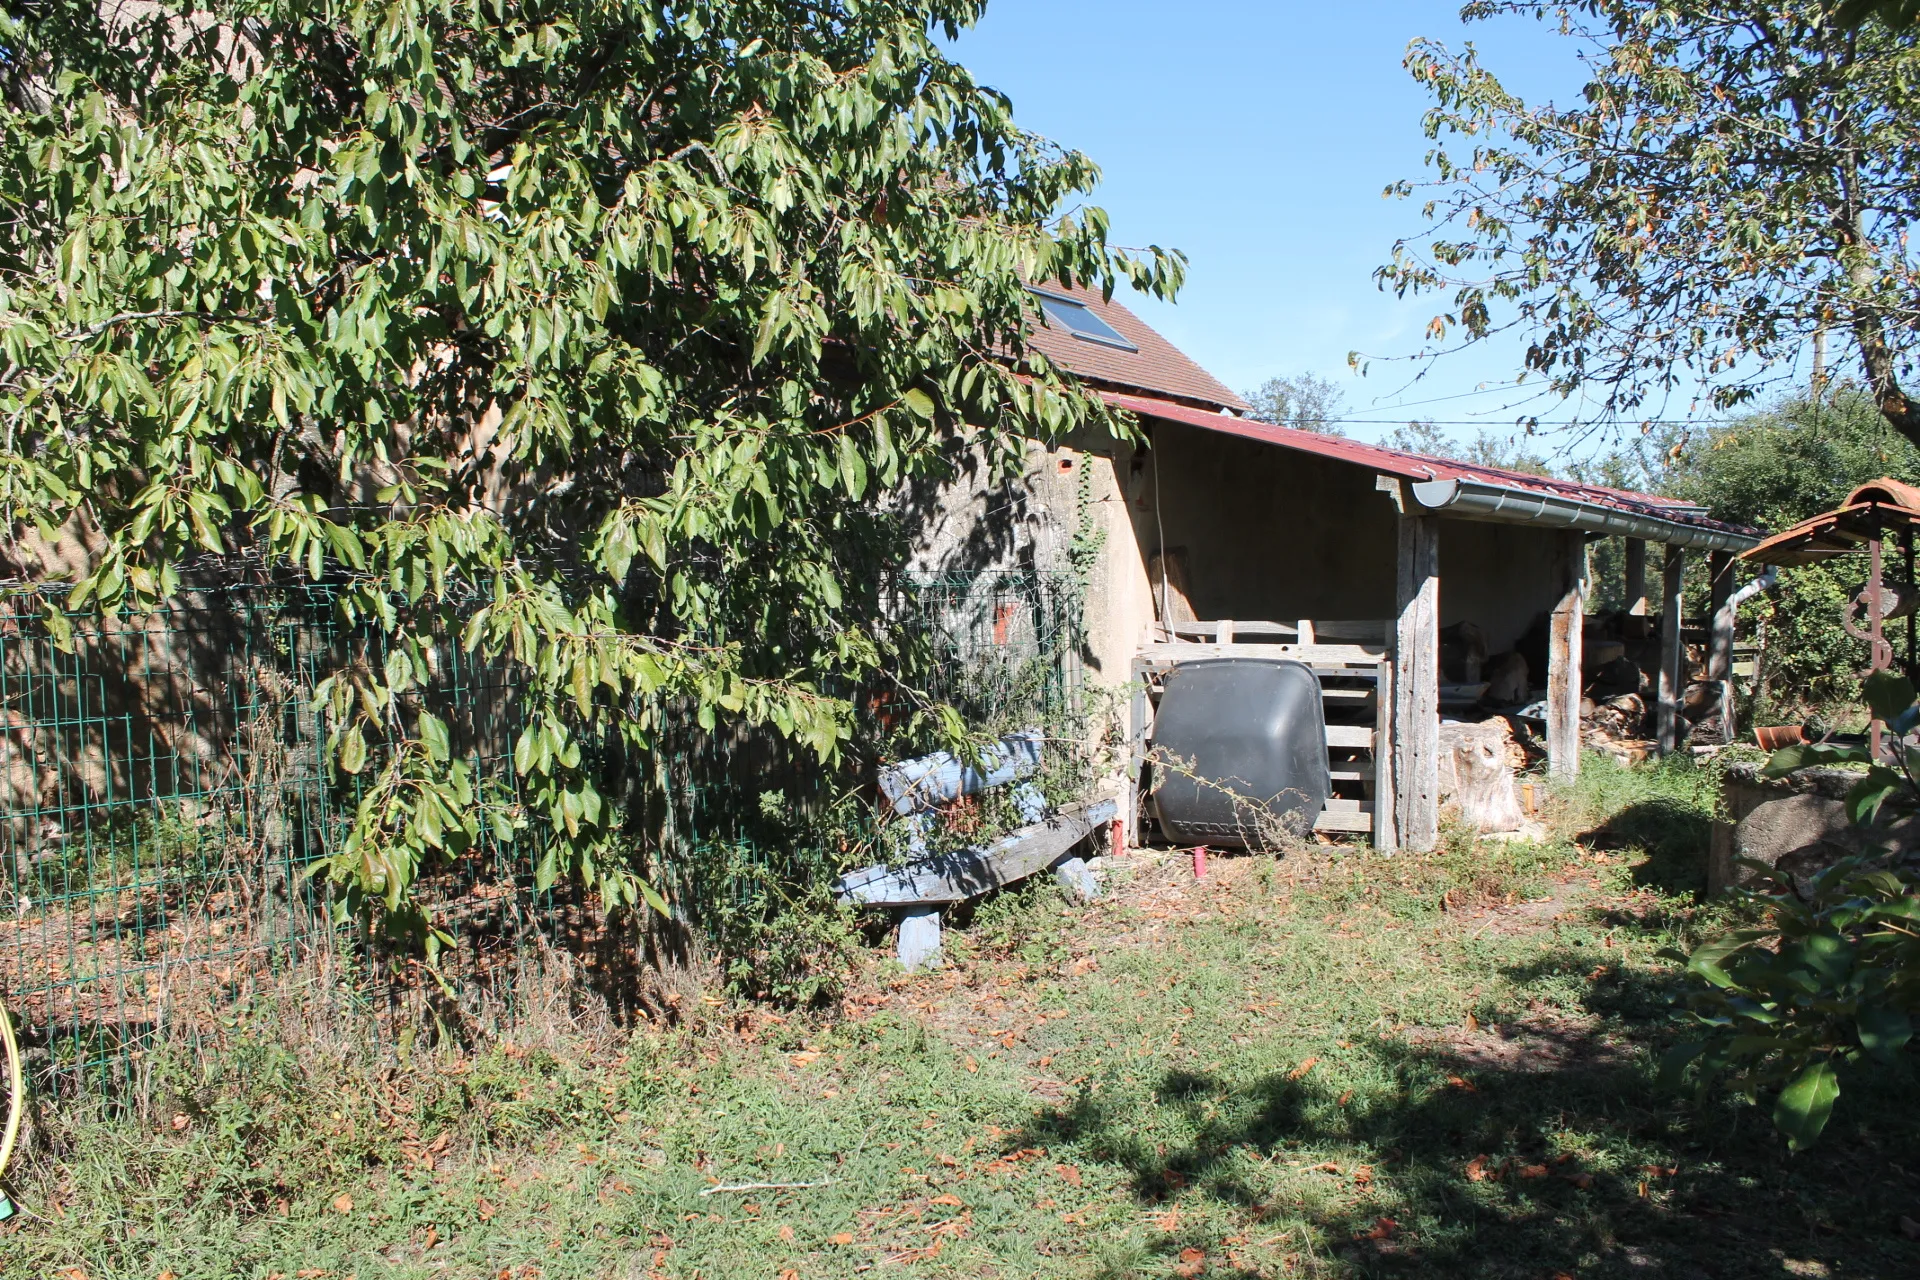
[1657,544,1686,754]
[1373,651,1396,851]
[1394,512,1441,852]
[1126,657,1151,844]
[1547,532,1587,781]
[1624,538,1648,616]
[1707,550,1737,744]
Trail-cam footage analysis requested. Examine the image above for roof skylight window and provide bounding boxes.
[1030,288,1139,351]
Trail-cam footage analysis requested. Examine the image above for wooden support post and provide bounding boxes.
[1624,538,1647,616]
[1373,652,1397,851]
[1707,550,1737,744]
[1657,544,1686,755]
[1394,512,1440,852]
[1126,656,1150,844]
[1547,532,1587,781]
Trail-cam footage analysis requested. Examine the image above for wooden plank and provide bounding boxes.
[1138,642,1386,667]
[836,799,1118,906]
[1373,654,1396,851]
[1320,687,1375,704]
[1325,725,1375,749]
[1329,761,1376,782]
[1394,513,1441,852]
[1547,531,1587,782]
[1168,620,1298,640]
[1658,545,1686,755]
[1314,801,1375,833]
[1126,656,1151,845]
[1707,550,1736,745]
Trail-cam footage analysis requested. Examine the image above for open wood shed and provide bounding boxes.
[911,284,1767,852]
[1099,393,1764,851]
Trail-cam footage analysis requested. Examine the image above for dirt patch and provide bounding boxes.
[1405,1010,1638,1074]
[1448,871,1600,937]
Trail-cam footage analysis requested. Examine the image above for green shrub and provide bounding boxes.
[1664,856,1920,1150]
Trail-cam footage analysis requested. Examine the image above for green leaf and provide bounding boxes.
[1858,1005,1913,1060]
[903,388,935,419]
[836,432,867,499]
[1863,669,1916,723]
[1773,1059,1840,1152]
[1845,766,1905,825]
[418,711,451,764]
[338,725,368,775]
[534,847,559,893]
[1764,742,1869,777]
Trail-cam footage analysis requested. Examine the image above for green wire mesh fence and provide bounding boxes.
[0,570,1080,1093]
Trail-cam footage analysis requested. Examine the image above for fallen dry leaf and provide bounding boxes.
[1465,1155,1491,1183]
[1315,1162,1342,1175]
[1336,1089,1354,1107]
[170,1114,191,1132]
[830,1232,855,1246]
[476,1197,497,1222]
[1056,1163,1083,1187]
[777,1224,794,1242]
[1353,1165,1374,1186]
[963,1056,978,1073]
[422,1225,439,1250]
[1288,1057,1320,1081]
[1519,1164,1549,1180]
[929,1194,964,1207]
[1175,1246,1207,1277]
[332,1194,354,1215]
[1355,1216,1398,1242]
[1565,1170,1594,1190]
[1444,1074,1478,1093]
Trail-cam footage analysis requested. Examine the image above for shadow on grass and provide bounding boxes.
[1577,798,1715,899]
[1012,956,1920,1279]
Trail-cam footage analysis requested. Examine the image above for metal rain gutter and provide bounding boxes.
[1408,478,1759,552]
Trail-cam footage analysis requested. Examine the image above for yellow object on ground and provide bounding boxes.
[0,999,20,1221]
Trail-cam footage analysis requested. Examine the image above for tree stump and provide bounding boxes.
[1437,720,1527,833]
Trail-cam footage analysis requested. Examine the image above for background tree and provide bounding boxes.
[1381,2,1920,445]
[1663,387,1920,712]
[1243,371,1347,434]
[0,0,1182,945]
[1382,419,1553,474]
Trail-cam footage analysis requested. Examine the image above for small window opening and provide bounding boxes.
[1029,288,1139,351]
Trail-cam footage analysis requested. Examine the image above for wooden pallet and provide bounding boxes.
[1130,619,1393,845]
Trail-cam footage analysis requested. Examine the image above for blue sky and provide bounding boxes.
[945,1,1593,447]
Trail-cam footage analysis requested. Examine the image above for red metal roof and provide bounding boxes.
[1101,390,1759,539]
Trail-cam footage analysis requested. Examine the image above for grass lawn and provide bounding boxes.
[4,756,1918,1278]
